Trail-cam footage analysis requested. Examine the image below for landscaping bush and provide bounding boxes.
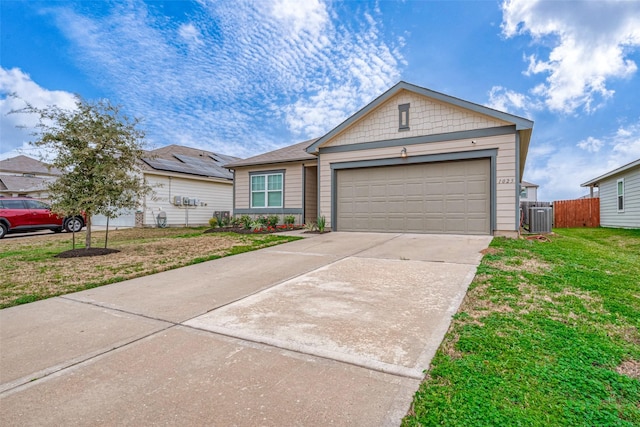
[267,215,280,228]
[284,215,295,227]
[239,215,252,229]
[208,217,218,228]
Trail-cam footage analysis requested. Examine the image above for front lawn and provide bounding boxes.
[404,228,640,426]
[0,227,300,309]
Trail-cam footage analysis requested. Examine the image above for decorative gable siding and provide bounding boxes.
[599,167,640,228]
[323,90,510,148]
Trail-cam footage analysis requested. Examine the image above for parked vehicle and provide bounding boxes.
[0,197,85,239]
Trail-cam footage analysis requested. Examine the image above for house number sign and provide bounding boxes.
[497,178,515,184]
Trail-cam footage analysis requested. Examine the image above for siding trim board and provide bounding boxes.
[318,126,515,154]
[233,208,303,215]
[329,149,497,233]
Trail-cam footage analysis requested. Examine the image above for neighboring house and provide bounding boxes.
[0,155,61,199]
[92,145,238,227]
[519,180,539,202]
[139,145,238,227]
[581,159,640,229]
[225,81,534,236]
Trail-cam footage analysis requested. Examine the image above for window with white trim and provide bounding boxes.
[520,187,528,198]
[251,173,283,208]
[617,178,624,212]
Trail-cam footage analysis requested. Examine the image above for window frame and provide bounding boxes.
[520,186,528,199]
[250,171,284,209]
[398,103,410,131]
[617,178,625,212]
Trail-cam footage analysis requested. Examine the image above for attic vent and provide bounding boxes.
[399,103,410,131]
[209,154,220,162]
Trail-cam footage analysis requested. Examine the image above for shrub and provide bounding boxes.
[304,222,318,232]
[250,220,263,231]
[208,217,218,228]
[267,215,279,228]
[284,215,295,226]
[239,215,252,229]
[256,215,269,227]
[317,216,326,233]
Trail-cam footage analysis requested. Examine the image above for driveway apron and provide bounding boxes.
[0,232,491,426]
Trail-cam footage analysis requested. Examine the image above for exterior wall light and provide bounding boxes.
[400,147,408,158]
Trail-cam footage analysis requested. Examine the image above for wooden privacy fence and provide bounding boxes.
[553,198,600,228]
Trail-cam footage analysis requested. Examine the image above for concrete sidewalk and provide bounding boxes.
[0,232,491,426]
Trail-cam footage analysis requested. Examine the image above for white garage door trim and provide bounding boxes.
[330,149,497,234]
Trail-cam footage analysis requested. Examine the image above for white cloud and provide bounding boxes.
[178,23,204,47]
[486,85,542,116]
[525,119,640,200]
[576,136,603,153]
[0,67,77,157]
[501,0,640,114]
[38,0,403,156]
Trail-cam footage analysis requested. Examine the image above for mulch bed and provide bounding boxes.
[55,248,121,258]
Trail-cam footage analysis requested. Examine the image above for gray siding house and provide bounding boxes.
[581,159,640,229]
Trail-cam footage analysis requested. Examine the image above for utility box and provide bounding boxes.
[174,195,182,206]
[529,206,553,233]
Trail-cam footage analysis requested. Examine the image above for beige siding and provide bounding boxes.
[324,90,510,148]
[233,162,307,210]
[319,133,518,233]
[599,167,640,228]
[143,173,233,226]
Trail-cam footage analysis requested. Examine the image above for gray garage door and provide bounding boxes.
[336,159,490,234]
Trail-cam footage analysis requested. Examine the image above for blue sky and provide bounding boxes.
[1,0,640,201]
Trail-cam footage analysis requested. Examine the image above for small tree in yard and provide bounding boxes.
[16,97,152,250]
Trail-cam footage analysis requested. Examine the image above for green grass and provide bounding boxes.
[403,228,640,427]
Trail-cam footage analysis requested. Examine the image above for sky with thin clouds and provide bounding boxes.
[1,0,640,201]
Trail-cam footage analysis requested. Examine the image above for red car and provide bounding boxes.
[0,197,85,239]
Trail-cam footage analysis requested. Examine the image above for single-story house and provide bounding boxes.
[91,145,239,227]
[0,155,61,199]
[519,180,539,202]
[581,158,639,229]
[225,81,534,236]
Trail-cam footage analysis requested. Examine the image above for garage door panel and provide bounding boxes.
[336,159,490,234]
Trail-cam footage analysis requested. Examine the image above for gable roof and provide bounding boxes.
[223,139,318,169]
[141,144,239,180]
[0,155,62,176]
[521,180,539,188]
[0,175,55,192]
[306,81,534,154]
[581,158,640,187]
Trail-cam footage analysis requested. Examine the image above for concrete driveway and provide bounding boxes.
[0,232,491,426]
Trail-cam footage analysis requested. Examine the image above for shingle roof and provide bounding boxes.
[141,144,239,180]
[581,158,640,187]
[223,139,318,169]
[0,175,55,192]
[521,180,539,187]
[0,155,61,176]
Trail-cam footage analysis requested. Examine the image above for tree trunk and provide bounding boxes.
[85,215,92,249]
[105,217,109,249]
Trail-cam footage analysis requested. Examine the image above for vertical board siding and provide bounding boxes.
[553,198,600,228]
[144,174,233,226]
[598,168,640,228]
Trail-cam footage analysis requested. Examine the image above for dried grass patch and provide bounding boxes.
[616,359,640,380]
[0,231,282,307]
[486,256,551,274]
